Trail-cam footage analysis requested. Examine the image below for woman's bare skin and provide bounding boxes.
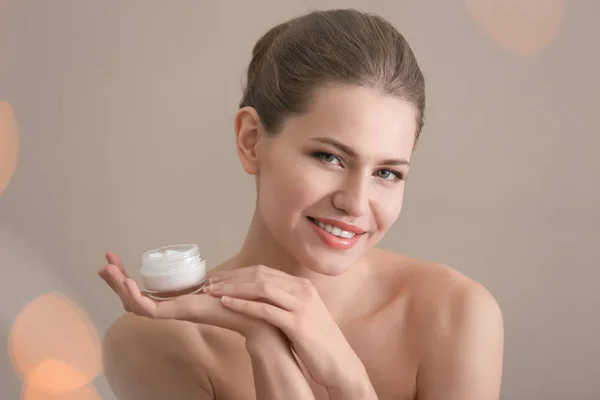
[102,248,503,400]
[100,58,503,399]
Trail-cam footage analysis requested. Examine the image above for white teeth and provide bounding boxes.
[315,220,356,239]
[340,230,353,239]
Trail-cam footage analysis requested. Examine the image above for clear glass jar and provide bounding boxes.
[140,244,207,300]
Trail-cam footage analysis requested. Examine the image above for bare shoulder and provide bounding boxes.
[370,247,502,322]
[407,256,503,334]
[370,249,504,398]
[368,248,503,345]
[102,312,215,399]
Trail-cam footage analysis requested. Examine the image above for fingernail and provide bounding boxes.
[221,296,232,304]
[210,282,223,292]
[208,275,222,285]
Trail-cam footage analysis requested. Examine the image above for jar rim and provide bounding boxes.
[142,244,200,262]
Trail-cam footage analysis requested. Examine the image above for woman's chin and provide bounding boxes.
[302,255,357,277]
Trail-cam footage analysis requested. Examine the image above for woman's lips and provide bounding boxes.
[307,217,364,250]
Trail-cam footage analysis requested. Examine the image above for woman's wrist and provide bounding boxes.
[326,361,378,400]
[245,326,289,355]
[247,331,375,400]
[245,328,315,400]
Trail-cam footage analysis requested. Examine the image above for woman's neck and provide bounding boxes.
[229,210,371,316]
[235,211,310,277]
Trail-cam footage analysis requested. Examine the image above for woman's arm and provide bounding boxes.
[206,266,381,399]
[246,329,316,400]
[324,368,377,400]
[99,253,314,399]
[417,282,504,400]
[102,315,315,400]
[102,314,215,400]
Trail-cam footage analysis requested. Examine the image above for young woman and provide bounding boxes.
[98,8,503,400]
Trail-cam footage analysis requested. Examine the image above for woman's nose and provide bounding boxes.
[331,175,370,217]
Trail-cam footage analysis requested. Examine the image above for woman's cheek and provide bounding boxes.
[258,161,307,214]
[375,187,405,231]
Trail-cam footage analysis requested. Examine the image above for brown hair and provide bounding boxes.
[239,8,426,142]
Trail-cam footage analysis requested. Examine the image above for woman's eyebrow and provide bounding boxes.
[309,137,410,166]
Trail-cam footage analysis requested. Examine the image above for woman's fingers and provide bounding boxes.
[209,264,290,284]
[207,281,301,312]
[100,260,211,321]
[123,277,158,317]
[98,263,127,293]
[96,253,288,341]
[99,251,130,293]
[147,293,271,336]
[220,295,294,333]
[115,275,265,335]
[97,266,117,292]
[208,266,314,304]
[105,251,129,277]
[103,264,136,312]
[151,293,215,320]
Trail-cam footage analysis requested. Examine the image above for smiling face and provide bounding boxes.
[237,84,418,276]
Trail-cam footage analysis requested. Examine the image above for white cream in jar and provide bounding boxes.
[140,244,207,300]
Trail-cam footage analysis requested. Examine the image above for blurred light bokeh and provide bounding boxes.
[466,0,566,56]
[22,383,102,400]
[26,359,92,394]
[8,293,101,397]
[0,101,19,195]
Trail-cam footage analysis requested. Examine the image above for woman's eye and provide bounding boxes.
[376,169,403,181]
[314,152,342,165]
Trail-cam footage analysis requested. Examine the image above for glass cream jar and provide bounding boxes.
[140,244,207,300]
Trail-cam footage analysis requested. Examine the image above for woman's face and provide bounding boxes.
[253,84,418,275]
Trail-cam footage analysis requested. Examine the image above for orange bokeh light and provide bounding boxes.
[7,292,102,387]
[22,382,102,400]
[26,359,91,394]
[0,101,19,195]
[466,0,566,57]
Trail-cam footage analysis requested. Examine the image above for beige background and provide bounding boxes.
[1,1,599,399]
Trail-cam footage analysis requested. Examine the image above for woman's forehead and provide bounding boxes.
[279,85,417,158]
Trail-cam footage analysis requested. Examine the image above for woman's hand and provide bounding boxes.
[204,265,375,397]
[98,252,277,343]
[98,252,317,400]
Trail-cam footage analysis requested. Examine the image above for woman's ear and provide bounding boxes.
[234,107,263,175]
